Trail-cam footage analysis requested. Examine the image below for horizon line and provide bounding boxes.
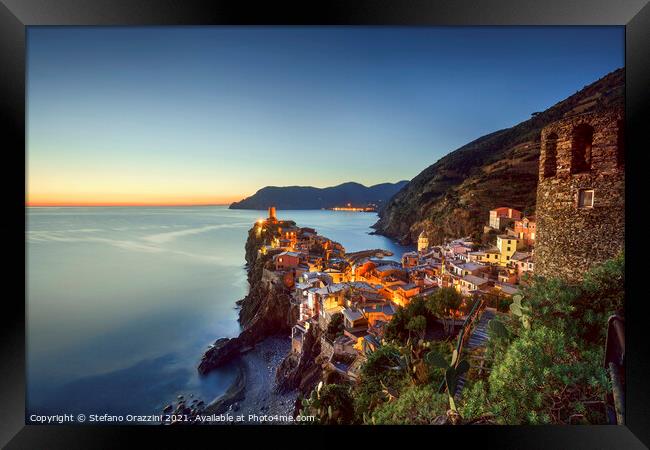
[25,202,232,207]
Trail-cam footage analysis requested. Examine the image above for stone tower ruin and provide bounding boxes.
[534,106,624,282]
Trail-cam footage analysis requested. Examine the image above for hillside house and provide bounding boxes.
[511,251,534,279]
[361,303,397,326]
[498,268,518,284]
[401,251,420,268]
[458,274,490,296]
[391,282,420,307]
[496,235,520,266]
[512,216,536,246]
[274,251,301,270]
[489,207,523,230]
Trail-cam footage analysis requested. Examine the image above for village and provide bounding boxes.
[253,205,536,384]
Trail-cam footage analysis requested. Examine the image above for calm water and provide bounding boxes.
[26,206,410,418]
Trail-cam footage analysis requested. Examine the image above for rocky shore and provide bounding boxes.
[203,360,247,415]
[231,336,298,423]
[162,337,297,425]
[190,219,304,423]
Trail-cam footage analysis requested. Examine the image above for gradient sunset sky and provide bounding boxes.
[27,26,623,206]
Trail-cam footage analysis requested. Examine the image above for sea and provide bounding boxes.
[26,206,411,418]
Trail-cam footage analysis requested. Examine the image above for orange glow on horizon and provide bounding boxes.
[26,193,243,207]
[26,201,233,207]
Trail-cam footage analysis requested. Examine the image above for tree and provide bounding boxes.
[369,384,449,425]
[520,251,624,345]
[461,255,624,425]
[384,296,433,343]
[462,325,608,424]
[326,312,344,341]
[301,382,355,425]
[406,315,426,341]
[426,287,463,336]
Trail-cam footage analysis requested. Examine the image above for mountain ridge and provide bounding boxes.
[229,180,409,210]
[373,67,625,245]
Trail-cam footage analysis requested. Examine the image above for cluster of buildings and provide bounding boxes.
[252,104,625,388]
[255,203,536,384]
[249,105,624,413]
[330,203,378,212]
[400,207,536,299]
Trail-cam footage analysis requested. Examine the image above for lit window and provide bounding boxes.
[578,189,595,208]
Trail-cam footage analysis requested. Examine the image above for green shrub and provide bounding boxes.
[326,312,344,341]
[461,254,623,425]
[301,383,355,425]
[354,344,409,418]
[370,384,449,424]
[462,325,608,424]
[384,297,434,343]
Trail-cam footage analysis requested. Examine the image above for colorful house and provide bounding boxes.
[510,251,534,279]
[481,248,502,265]
[498,267,518,284]
[512,216,536,246]
[274,251,301,270]
[401,251,420,268]
[496,235,519,266]
[458,274,490,296]
[391,282,421,307]
[489,207,523,230]
[361,303,397,326]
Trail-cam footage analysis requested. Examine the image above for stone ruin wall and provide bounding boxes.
[535,107,624,282]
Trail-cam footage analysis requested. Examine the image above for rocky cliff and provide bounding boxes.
[275,325,323,395]
[198,222,296,374]
[373,68,624,245]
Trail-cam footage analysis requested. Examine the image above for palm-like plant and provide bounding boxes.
[426,349,469,414]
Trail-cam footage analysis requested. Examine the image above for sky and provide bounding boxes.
[26,26,624,206]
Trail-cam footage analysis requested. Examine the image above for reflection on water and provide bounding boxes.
[26,206,410,416]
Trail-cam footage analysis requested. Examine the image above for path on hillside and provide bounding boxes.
[453,308,495,399]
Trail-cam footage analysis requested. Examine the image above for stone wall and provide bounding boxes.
[535,107,624,282]
[320,336,334,360]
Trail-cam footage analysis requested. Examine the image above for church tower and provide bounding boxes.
[417,230,429,253]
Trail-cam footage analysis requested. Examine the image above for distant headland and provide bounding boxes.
[229,181,408,211]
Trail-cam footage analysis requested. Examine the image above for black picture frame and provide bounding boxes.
[2,0,648,448]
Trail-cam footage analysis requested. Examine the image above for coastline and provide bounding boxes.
[201,336,296,423]
[194,211,403,423]
[234,336,298,423]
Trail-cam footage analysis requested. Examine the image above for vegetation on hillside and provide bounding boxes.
[462,252,624,424]
[298,253,624,425]
[373,68,624,245]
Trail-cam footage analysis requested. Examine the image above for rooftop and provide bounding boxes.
[342,308,365,322]
[362,303,396,315]
[462,274,489,286]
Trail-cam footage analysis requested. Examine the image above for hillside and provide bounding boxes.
[373,68,625,245]
[229,181,409,210]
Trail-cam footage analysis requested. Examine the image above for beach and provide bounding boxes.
[233,336,298,424]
